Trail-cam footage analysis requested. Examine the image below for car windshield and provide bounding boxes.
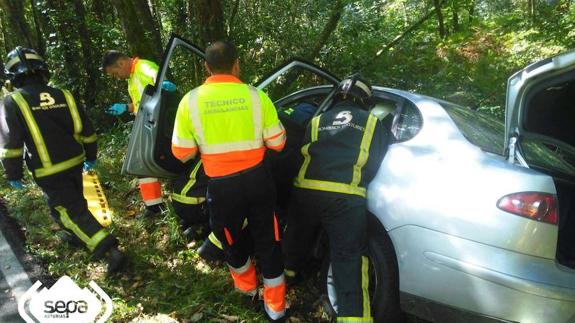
[441,101,505,155]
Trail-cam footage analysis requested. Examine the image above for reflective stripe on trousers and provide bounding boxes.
[336,256,373,322]
[138,177,162,206]
[55,206,109,252]
[228,257,257,296]
[263,274,286,320]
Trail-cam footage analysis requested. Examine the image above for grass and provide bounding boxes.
[0,122,329,323]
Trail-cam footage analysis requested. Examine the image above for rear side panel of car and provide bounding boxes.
[367,91,575,322]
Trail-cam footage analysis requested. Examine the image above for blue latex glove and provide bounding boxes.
[83,160,96,172]
[106,103,128,116]
[8,180,23,190]
[161,80,177,92]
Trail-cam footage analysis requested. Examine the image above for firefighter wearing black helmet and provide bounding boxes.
[283,75,390,322]
[0,47,127,275]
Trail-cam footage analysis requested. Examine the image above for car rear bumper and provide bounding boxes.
[390,225,575,323]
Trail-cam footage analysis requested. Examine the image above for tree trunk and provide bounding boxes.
[227,0,240,34]
[0,0,40,50]
[528,0,536,24]
[194,0,227,47]
[305,0,344,62]
[72,0,98,108]
[44,0,83,96]
[110,0,163,61]
[450,0,460,32]
[468,0,476,23]
[29,0,46,55]
[433,0,447,38]
[149,0,164,38]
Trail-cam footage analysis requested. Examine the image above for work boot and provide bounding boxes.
[263,304,289,323]
[106,246,128,277]
[284,270,305,287]
[137,203,166,219]
[182,223,210,241]
[198,238,225,264]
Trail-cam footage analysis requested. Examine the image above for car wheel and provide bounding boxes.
[320,222,402,322]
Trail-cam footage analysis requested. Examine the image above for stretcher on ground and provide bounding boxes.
[83,171,112,227]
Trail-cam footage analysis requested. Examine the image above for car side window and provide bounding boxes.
[391,101,422,142]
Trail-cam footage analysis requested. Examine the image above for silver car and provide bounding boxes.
[123,36,575,322]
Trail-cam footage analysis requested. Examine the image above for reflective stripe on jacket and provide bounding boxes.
[0,84,97,179]
[128,58,158,114]
[294,102,388,197]
[171,74,286,177]
[172,159,207,205]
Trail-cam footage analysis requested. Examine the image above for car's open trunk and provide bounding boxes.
[555,179,575,268]
[521,78,575,269]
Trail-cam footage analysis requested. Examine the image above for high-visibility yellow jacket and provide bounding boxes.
[171,74,286,177]
[128,58,158,114]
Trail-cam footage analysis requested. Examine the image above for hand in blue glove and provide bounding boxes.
[83,160,96,172]
[8,180,23,190]
[106,103,128,116]
[161,80,177,92]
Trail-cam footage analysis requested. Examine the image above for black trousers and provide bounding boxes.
[207,164,283,278]
[35,166,117,258]
[284,188,369,319]
[172,201,208,228]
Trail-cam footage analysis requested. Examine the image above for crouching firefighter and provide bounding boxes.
[172,157,249,264]
[171,158,210,240]
[0,47,127,275]
[283,75,390,322]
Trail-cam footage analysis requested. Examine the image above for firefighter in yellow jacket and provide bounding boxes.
[0,47,126,275]
[171,41,287,322]
[102,50,176,218]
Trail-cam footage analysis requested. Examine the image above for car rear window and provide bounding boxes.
[441,102,505,154]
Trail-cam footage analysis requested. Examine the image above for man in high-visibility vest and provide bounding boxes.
[102,50,175,218]
[283,75,390,322]
[171,41,287,322]
[0,47,126,276]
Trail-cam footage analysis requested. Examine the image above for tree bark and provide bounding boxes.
[110,0,163,61]
[0,0,40,50]
[44,0,83,96]
[72,0,98,108]
[305,0,344,62]
[193,0,227,47]
[450,0,460,32]
[468,0,476,23]
[29,0,46,55]
[149,0,164,38]
[227,0,240,34]
[433,0,447,38]
[528,0,536,24]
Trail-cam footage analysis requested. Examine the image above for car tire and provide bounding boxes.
[320,216,402,322]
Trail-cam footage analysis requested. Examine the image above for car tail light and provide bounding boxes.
[497,192,558,225]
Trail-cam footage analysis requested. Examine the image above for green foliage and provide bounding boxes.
[2,0,575,320]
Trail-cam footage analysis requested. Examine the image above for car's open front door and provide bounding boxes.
[504,50,575,177]
[122,35,205,179]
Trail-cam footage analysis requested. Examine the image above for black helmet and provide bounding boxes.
[4,47,50,83]
[335,74,373,108]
